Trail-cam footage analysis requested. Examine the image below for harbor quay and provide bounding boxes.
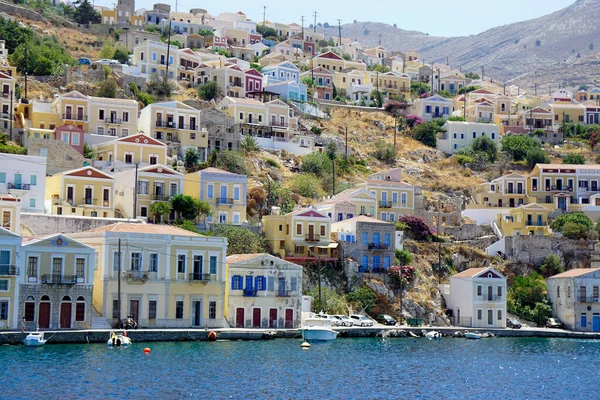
[3,326,600,345]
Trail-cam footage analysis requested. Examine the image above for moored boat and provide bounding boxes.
[464,331,482,340]
[426,331,441,340]
[107,331,132,346]
[23,331,47,347]
[300,317,338,341]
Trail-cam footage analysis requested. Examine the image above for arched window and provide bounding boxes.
[76,297,86,322]
[62,296,71,302]
[24,296,35,321]
[41,295,50,301]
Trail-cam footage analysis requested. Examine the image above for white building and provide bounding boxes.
[437,121,500,155]
[412,95,454,121]
[0,154,47,213]
[546,268,600,332]
[441,267,507,328]
[226,253,302,328]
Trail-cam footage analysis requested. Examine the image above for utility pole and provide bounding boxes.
[437,203,442,285]
[463,81,467,120]
[534,83,537,96]
[263,6,266,26]
[165,19,172,87]
[379,33,381,47]
[117,238,122,329]
[337,19,342,46]
[24,47,28,98]
[446,55,449,65]
[175,0,178,12]
[9,89,12,141]
[133,163,138,219]
[313,12,317,33]
[300,16,305,40]
[481,66,484,82]
[345,126,348,160]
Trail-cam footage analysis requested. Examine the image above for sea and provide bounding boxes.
[2,337,599,399]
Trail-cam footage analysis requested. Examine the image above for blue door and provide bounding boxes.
[581,314,587,329]
[593,315,600,332]
[14,173,21,189]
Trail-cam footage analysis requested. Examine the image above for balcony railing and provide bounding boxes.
[368,243,389,250]
[216,197,234,205]
[526,221,546,227]
[506,189,524,194]
[379,201,397,208]
[476,295,502,302]
[7,183,30,190]
[105,118,122,124]
[155,121,177,129]
[0,265,18,276]
[545,186,573,192]
[189,273,211,282]
[243,288,257,297]
[276,290,291,297]
[62,113,87,122]
[151,194,170,201]
[124,270,149,281]
[305,234,321,242]
[270,121,288,128]
[41,274,78,284]
[81,197,97,205]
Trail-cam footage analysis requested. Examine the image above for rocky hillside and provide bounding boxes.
[323,0,600,84]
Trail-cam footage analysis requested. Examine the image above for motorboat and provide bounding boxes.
[23,330,47,347]
[107,331,132,346]
[464,331,482,340]
[300,316,338,341]
[426,331,441,340]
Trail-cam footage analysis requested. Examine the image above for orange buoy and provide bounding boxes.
[143,347,151,354]
[207,331,217,341]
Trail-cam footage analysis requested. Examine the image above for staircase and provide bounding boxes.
[91,306,112,329]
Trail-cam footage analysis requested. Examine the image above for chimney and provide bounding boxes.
[271,206,281,215]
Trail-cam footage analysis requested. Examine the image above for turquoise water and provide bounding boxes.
[2,337,600,399]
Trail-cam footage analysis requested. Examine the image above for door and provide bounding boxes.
[308,225,314,240]
[558,197,567,211]
[60,302,72,329]
[236,308,244,328]
[487,309,493,325]
[509,198,515,208]
[488,286,493,301]
[220,185,227,202]
[581,314,588,329]
[67,187,74,204]
[39,302,50,329]
[285,309,293,328]
[192,301,202,326]
[593,314,600,332]
[457,309,460,326]
[252,308,261,328]
[507,182,513,194]
[381,192,388,207]
[84,187,92,204]
[129,299,139,323]
[14,173,21,189]
[269,308,277,328]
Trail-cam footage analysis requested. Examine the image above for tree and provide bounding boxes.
[83,142,94,159]
[210,224,266,255]
[410,81,430,96]
[550,212,593,239]
[370,89,383,108]
[563,154,586,164]
[240,134,261,154]
[184,147,199,171]
[73,0,101,24]
[147,74,174,98]
[170,194,211,220]
[291,173,324,198]
[256,25,278,39]
[211,150,248,175]
[540,254,563,277]
[372,139,396,163]
[409,122,440,147]
[198,80,219,100]
[98,39,115,59]
[471,136,498,162]
[33,56,53,76]
[464,71,480,79]
[149,201,172,223]
[395,249,413,266]
[96,79,118,98]
[525,148,550,169]
[347,286,377,313]
[173,219,198,233]
[501,135,538,161]
[113,46,130,64]
[301,76,314,88]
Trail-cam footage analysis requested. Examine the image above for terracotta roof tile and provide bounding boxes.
[452,267,489,278]
[549,268,600,279]
[83,222,202,236]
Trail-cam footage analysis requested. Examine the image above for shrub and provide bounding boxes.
[563,154,586,164]
[562,221,590,239]
[471,136,498,162]
[96,79,118,98]
[212,150,248,175]
[408,121,440,147]
[405,114,424,128]
[398,215,436,241]
[173,219,198,233]
[198,80,220,100]
[371,139,396,163]
[240,135,261,154]
[501,135,538,161]
[265,158,280,169]
[395,249,413,266]
[211,224,266,255]
[387,264,415,286]
[290,173,324,198]
[301,151,332,176]
[128,82,154,106]
[540,254,564,277]
[347,286,377,313]
[525,148,550,169]
[550,212,593,232]
[456,154,474,165]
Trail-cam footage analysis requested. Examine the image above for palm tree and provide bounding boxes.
[240,134,261,154]
[149,201,172,223]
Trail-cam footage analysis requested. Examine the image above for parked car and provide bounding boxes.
[349,314,374,327]
[333,315,354,327]
[375,314,397,326]
[546,318,565,329]
[78,57,91,65]
[94,59,114,65]
[315,314,341,326]
[506,318,522,329]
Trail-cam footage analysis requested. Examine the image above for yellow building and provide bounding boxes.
[369,71,410,98]
[69,223,228,328]
[132,40,180,80]
[45,166,117,218]
[497,203,551,236]
[313,51,346,72]
[113,164,184,220]
[184,167,247,226]
[262,207,338,266]
[355,168,417,222]
[0,194,21,234]
[548,101,586,128]
[94,133,168,169]
[0,225,22,330]
[472,173,531,208]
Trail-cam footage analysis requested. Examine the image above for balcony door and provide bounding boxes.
[129,299,139,324]
[220,185,227,201]
[192,301,202,326]
[14,173,21,189]
[488,286,493,301]
[308,225,314,239]
[84,187,93,204]
[52,258,62,281]
[65,106,72,119]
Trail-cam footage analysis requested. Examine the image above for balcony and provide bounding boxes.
[0,265,18,276]
[243,288,257,297]
[545,186,573,192]
[155,121,177,129]
[276,290,291,297]
[151,194,170,201]
[506,189,524,194]
[578,296,600,303]
[216,197,234,205]
[305,234,321,242]
[81,197,97,206]
[41,274,78,284]
[379,201,397,208]
[526,221,546,227]
[177,124,198,131]
[368,243,389,251]
[476,295,502,302]
[62,113,87,122]
[105,118,122,124]
[7,183,30,190]
[189,273,211,282]
[124,270,149,282]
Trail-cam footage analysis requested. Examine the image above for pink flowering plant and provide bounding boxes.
[387,264,416,286]
[384,100,409,114]
[398,215,436,241]
[405,114,424,129]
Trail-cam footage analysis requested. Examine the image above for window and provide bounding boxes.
[320,225,326,236]
[125,152,133,164]
[568,285,571,298]
[29,198,36,208]
[152,52,157,61]
[209,256,217,274]
[98,109,105,120]
[362,231,368,244]
[296,224,302,235]
[138,181,149,195]
[473,132,476,139]
[149,253,158,272]
[175,301,184,319]
[123,111,129,122]
[234,186,240,201]
[256,276,266,290]
[557,286,560,298]
[207,184,214,199]
[113,252,121,271]
[477,285,482,296]
[477,309,482,320]
[497,286,502,298]
[76,258,85,279]
[0,301,8,320]
[149,300,157,319]
[112,299,119,318]
[401,193,407,205]
[177,255,186,273]
[27,256,38,278]
[232,275,243,290]
[131,253,141,271]
[497,310,502,321]
[0,172,5,183]
[76,297,86,321]
[0,279,8,291]
[209,301,216,319]
[30,175,37,186]
[97,127,104,135]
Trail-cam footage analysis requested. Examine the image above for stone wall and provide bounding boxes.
[115,71,147,92]
[504,235,595,267]
[21,213,142,237]
[26,138,87,175]
[445,224,492,241]
[66,66,106,85]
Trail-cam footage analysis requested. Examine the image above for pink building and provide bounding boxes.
[249,33,262,45]
[245,68,263,95]
[55,124,85,154]
[213,36,227,50]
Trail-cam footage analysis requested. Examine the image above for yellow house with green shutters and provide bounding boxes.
[45,166,117,218]
[184,167,247,226]
[497,203,552,237]
[69,223,228,328]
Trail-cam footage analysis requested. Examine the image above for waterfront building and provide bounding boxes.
[441,267,507,328]
[546,268,600,332]
[412,95,454,122]
[0,226,22,330]
[0,153,47,214]
[69,223,228,328]
[225,253,302,328]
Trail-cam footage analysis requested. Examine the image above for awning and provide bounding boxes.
[316,243,338,249]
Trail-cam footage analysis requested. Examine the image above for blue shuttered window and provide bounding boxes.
[231,275,243,290]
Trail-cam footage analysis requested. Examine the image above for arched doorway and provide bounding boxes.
[60,296,72,329]
[75,296,86,323]
[24,296,35,327]
[39,295,51,329]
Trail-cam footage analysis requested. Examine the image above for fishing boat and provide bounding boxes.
[300,316,338,341]
[464,331,482,340]
[426,331,441,340]
[107,331,132,346]
[23,330,48,347]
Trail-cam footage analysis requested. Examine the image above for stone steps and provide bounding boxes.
[91,307,112,329]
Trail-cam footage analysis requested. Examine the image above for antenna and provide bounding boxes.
[263,6,266,26]
[313,12,317,33]
[337,19,342,46]
[300,16,305,40]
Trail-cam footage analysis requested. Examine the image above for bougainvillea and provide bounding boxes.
[398,215,436,241]
[384,100,409,114]
[387,264,416,286]
[405,114,424,129]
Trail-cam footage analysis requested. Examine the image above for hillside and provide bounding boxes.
[322,0,600,85]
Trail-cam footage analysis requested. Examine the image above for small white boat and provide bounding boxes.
[300,317,338,341]
[107,331,132,346]
[464,331,482,340]
[23,331,47,347]
[426,331,441,340]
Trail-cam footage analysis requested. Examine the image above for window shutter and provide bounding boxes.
[262,276,266,290]
[231,275,236,289]
[254,276,260,290]
[268,276,274,291]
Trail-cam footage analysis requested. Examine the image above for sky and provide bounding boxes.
[101,0,577,36]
